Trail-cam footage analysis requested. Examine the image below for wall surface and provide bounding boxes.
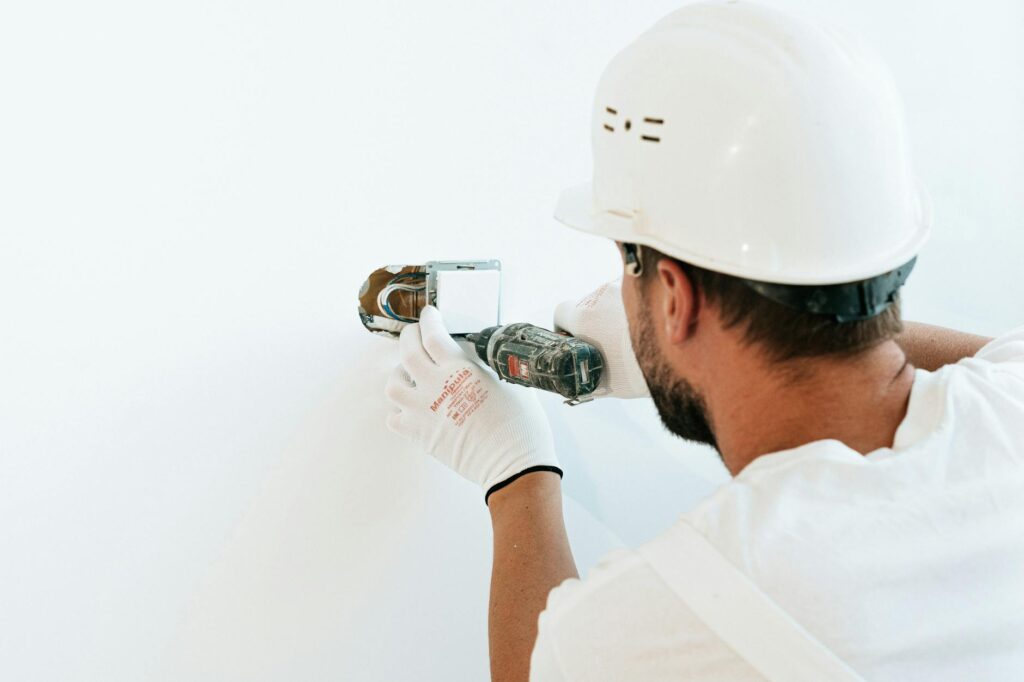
[1,1,1021,680]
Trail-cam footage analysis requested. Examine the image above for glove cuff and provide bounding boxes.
[484,465,564,506]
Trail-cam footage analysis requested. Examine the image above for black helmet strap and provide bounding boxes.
[739,258,916,323]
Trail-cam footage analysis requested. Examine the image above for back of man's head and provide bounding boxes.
[638,246,904,364]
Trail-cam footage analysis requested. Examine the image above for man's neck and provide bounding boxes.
[705,340,916,476]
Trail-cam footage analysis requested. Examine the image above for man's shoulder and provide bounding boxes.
[541,547,651,622]
[533,547,659,679]
[532,528,761,681]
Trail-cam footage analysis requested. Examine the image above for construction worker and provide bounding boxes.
[384,2,1024,680]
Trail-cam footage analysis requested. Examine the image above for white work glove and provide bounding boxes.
[554,280,650,399]
[385,306,562,504]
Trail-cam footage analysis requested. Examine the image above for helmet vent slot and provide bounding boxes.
[602,107,662,140]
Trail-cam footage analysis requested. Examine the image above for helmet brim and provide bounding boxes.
[554,181,930,286]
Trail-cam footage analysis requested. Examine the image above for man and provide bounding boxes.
[384,2,1024,680]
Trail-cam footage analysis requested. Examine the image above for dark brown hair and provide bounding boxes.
[639,246,903,363]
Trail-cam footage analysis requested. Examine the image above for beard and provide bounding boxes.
[630,296,719,451]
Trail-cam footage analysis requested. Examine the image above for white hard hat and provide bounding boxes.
[555,1,930,289]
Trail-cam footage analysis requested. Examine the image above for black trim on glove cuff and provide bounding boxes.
[484,465,564,506]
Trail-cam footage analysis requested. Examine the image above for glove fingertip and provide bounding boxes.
[418,306,462,362]
[420,305,450,337]
[399,318,420,340]
[553,300,575,330]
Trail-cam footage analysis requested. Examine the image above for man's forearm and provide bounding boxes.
[897,321,993,371]
[488,471,578,682]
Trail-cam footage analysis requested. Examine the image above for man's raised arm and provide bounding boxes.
[488,472,578,682]
[897,321,993,371]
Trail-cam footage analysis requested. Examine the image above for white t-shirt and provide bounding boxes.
[530,326,1024,681]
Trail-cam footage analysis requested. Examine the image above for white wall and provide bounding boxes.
[1,1,1020,680]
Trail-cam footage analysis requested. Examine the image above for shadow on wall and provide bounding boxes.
[544,391,728,546]
[163,330,490,680]
[162,328,724,681]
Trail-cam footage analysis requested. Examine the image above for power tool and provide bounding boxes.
[358,260,602,403]
[466,324,604,405]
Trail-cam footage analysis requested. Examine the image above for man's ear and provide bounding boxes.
[654,258,699,344]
